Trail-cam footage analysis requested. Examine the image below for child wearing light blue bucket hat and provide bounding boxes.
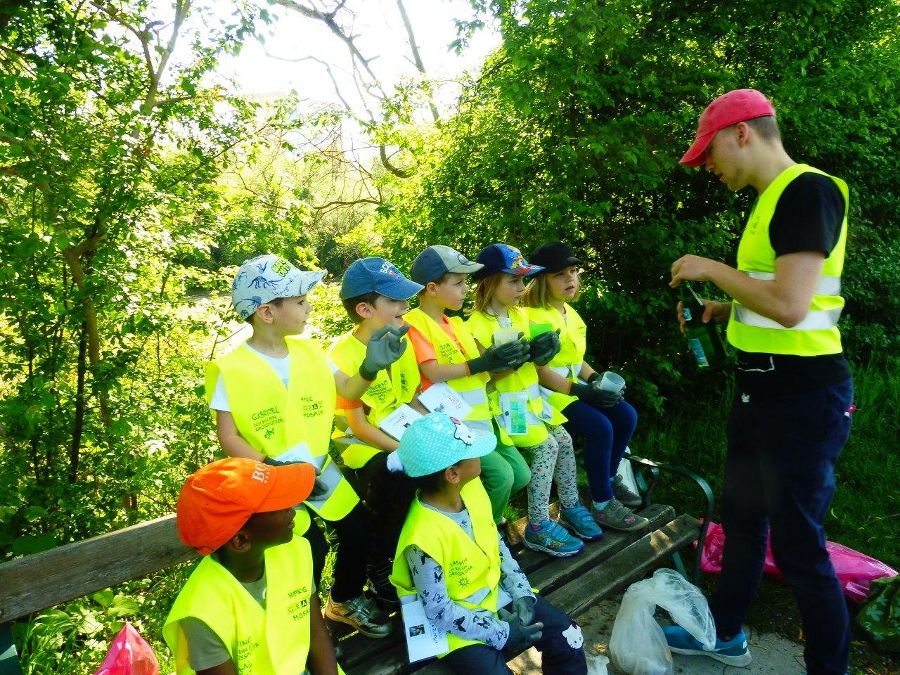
[388,413,587,673]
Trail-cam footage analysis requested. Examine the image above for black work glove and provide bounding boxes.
[360,324,410,381]
[262,457,329,498]
[503,613,543,653]
[512,596,536,625]
[589,381,626,408]
[528,329,561,366]
[467,334,530,374]
[308,476,329,499]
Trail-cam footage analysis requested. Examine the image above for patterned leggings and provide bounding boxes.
[525,425,579,524]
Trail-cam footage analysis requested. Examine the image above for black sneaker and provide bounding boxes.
[325,594,393,638]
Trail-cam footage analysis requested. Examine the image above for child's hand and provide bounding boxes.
[360,324,410,380]
[529,329,561,366]
[503,614,543,653]
[512,596,536,625]
[471,336,530,373]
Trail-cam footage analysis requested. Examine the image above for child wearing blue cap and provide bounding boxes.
[207,253,402,640]
[328,257,426,608]
[389,413,587,674]
[466,244,602,558]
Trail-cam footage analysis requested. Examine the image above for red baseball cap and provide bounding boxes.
[680,89,776,167]
[176,458,315,554]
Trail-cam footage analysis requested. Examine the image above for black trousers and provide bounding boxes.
[305,500,373,602]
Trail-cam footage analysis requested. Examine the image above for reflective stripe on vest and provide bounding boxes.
[390,479,501,656]
[466,308,567,446]
[163,535,313,674]
[206,339,358,522]
[728,164,848,356]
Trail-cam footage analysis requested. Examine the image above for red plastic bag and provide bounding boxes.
[94,621,160,675]
[700,522,897,604]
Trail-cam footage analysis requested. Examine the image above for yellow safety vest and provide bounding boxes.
[328,331,421,469]
[404,308,506,441]
[527,305,586,413]
[163,535,313,675]
[390,479,502,656]
[205,338,359,523]
[467,307,565,447]
[728,164,849,356]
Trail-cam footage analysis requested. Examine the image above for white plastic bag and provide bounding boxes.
[609,569,715,675]
[616,452,639,495]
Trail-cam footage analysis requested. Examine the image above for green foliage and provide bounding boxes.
[1,1,897,671]
[383,0,900,415]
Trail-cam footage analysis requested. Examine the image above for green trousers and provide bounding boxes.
[479,425,532,523]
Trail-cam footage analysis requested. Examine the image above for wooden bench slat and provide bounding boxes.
[337,504,675,671]
[546,513,701,619]
[0,515,195,623]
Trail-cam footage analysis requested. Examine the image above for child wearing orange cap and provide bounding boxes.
[163,457,339,674]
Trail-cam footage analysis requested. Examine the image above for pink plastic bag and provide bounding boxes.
[700,522,897,604]
[94,621,160,675]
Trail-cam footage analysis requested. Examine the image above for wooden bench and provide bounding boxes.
[0,453,712,674]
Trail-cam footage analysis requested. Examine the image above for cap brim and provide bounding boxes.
[461,429,497,461]
[380,277,426,300]
[257,462,316,511]
[446,260,484,275]
[511,264,545,277]
[292,270,326,296]
[679,130,715,167]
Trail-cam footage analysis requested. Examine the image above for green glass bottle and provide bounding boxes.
[678,282,726,369]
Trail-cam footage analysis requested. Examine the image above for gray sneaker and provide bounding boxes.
[324,593,393,638]
[612,475,642,508]
[592,498,649,532]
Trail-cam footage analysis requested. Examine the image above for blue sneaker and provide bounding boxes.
[663,625,752,667]
[560,504,604,541]
[523,519,585,557]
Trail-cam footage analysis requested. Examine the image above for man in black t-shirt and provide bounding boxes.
[667,89,854,675]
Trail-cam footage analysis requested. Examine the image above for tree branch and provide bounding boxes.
[396,0,439,123]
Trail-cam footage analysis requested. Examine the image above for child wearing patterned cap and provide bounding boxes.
[206,253,400,639]
[388,413,587,674]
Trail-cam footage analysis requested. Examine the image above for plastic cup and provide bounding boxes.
[493,327,520,345]
[598,371,625,394]
[529,322,553,339]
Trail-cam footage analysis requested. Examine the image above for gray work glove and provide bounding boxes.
[360,324,410,381]
[503,613,543,653]
[529,329,561,366]
[467,334,530,374]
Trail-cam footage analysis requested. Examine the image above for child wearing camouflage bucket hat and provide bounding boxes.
[206,253,404,639]
[388,413,587,673]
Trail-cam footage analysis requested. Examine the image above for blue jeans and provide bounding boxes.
[442,595,587,674]
[711,378,853,675]
[563,399,638,502]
